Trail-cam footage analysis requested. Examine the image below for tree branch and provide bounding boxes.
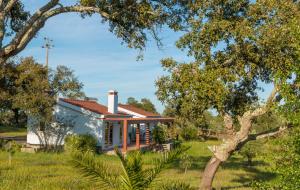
[0,0,4,11]
[3,0,59,50]
[235,125,289,152]
[0,12,4,48]
[1,5,109,58]
[249,84,279,118]
[3,0,17,13]
[250,126,289,140]
[223,113,235,134]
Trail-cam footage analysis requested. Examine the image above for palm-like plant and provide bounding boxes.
[71,147,188,190]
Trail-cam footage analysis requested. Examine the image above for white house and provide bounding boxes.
[27,90,173,152]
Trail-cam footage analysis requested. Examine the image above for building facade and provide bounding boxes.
[27,90,172,152]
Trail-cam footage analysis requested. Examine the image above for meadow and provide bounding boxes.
[0,141,276,190]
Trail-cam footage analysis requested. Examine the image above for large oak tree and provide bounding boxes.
[156,0,300,189]
[0,0,185,63]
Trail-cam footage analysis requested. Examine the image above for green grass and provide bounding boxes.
[0,141,275,190]
[0,126,27,137]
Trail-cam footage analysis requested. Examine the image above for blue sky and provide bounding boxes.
[18,1,192,113]
[17,1,272,113]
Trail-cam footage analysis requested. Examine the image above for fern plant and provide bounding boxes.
[71,147,188,190]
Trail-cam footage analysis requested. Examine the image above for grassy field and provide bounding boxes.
[0,126,27,137]
[0,141,275,190]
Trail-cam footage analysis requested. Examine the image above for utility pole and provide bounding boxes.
[42,37,54,68]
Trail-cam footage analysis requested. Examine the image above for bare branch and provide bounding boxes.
[0,0,4,10]
[249,84,279,118]
[0,12,4,48]
[252,126,288,140]
[6,0,60,48]
[1,5,109,59]
[3,0,17,13]
[234,125,289,152]
[266,84,279,106]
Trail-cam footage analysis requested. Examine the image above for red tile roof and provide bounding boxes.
[118,104,161,117]
[60,98,128,116]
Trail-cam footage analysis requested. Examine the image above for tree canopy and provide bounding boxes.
[0,57,84,126]
[126,97,158,114]
[156,0,300,189]
[157,0,300,120]
[0,0,186,63]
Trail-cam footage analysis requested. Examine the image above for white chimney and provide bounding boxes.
[108,90,118,114]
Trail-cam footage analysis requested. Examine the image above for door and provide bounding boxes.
[105,122,113,146]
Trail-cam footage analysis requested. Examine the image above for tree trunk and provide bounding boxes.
[200,156,222,190]
[13,108,19,126]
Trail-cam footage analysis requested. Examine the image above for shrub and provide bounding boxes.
[238,141,261,166]
[173,139,182,148]
[181,126,198,141]
[1,140,21,166]
[180,153,192,174]
[152,124,167,144]
[0,138,7,149]
[161,181,194,190]
[64,134,97,153]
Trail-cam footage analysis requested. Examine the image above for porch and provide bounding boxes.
[104,143,150,155]
[103,117,173,153]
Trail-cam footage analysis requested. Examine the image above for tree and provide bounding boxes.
[156,1,300,189]
[0,0,184,64]
[12,57,84,148]
[0,59,19,126]
[140,98,158,113]
[12,57,84,119]
[71,147,186,190]
[126,97,158,113]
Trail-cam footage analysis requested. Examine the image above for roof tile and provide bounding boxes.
[118,104,160,117]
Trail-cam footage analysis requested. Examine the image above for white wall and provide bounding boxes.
[117,107,146,118]
[27,102,104,148]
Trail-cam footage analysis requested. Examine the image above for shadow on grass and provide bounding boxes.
[0,126,26,133]
[169,155,211,172]
[220,157,276,190]
[167,154,276,190]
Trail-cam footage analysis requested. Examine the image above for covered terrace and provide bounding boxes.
[103,117,174,152]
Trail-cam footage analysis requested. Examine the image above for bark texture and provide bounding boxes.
[200,157,222,190]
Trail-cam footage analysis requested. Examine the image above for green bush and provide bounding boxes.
[173,139,182,148]
[181,126,198,141]
[0,138,7,149]
[64,134,97,153]
[152,124,167,144]
[238,141,261,166]
[161,181,194,190]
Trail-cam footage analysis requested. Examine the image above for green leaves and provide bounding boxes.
[49,65,85,99]
[126,97,158,114]
[71,146,188,190]
[157,0,300,121]
[254,128,300,189]
[71,151,119,189]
